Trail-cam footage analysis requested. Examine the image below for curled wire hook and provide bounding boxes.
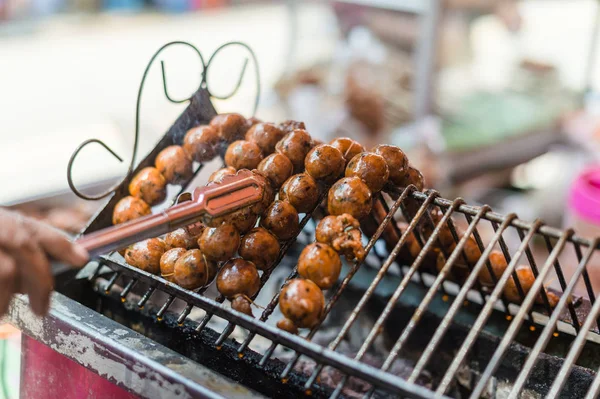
[203,41,261,116]
[67,41,206,200]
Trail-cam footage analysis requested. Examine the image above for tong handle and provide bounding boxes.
[77,170,264,258]
[77,212,175,258]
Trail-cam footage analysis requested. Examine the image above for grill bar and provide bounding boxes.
[508,238,599,398]
[552,287,600,397]
[275,192,408,380]
[120,279,137,301]
[492,219,534,323]
[543,235,580,329]
[395,189,598,249]
[515,225,554,319]
[331,198,472,398]
[248,191,408,376]
[97,255,445,398]
[469,229,573,398]
[305,188,435,387]
[573,241,600,331]
[407,213,517,384]
[374,205,492,389]
[435,218,543,395]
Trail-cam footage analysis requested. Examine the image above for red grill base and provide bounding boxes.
[20,335,138,399]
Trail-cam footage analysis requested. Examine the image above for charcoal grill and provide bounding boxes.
[5,41,600,399]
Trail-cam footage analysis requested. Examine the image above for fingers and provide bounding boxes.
[0,248,17,316]
[28,218,88,267]
[9,242,53,316]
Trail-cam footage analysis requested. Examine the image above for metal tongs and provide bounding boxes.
[77,170,265,258]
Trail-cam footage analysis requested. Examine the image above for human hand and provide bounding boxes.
[0,208,89,317]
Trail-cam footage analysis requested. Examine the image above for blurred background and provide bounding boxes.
[2,0,600,396]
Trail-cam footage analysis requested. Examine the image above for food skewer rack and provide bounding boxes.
[6,41,600,399]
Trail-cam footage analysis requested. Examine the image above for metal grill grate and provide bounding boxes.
[83,155,600,398]
[71,49,600,397]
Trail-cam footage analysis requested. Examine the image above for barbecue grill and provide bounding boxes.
[5,41,600,399]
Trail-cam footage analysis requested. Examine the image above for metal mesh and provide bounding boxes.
[86,169,600,398]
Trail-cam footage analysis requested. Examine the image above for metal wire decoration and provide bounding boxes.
[67,40,261,201]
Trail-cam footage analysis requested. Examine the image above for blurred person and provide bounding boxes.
[0,208,88,318]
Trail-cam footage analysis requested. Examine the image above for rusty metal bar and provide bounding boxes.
[273,190,409,381]
[305,190,437,388]
[96,255,445,398]
[408,213,517,384]
[553,289,600,398]
[515,226,553,319]
[435,219,544,395]
[379,205,490,368]
[508,238,598,398]
[120,278,137,302]
[177,304,193,325]
[137,287,155,309]
[543,235,580,330]
[103,272,120,294]
[468,229,573,399]
[340,199,479,399]
[156,295,176,321]
[395,189,597,249]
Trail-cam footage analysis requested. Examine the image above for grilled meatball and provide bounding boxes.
[311,138,324,147]
[208,166,236,183]
[160,247,186,282]
[231,295,254,317]
[204,205,258,234]
[239,227,280,271]
[155,145,193,184]
[210,113,250,142]
[462,236,482,266]
[245,122,285,154]
[129,167,167,206]
[124,238,166,275]
[199,223,240,262]
[113,196,151,225]
[305,144,345,183]
[247,117,262,128]
[257,153,293,188]
[224,140,263,171]
[206,258,218,284]
[275,129,313,173]
[260,200,299,241]
[279,173,319,214]
[315,214,364,261]
[183,125,219,162]
[173,249,210,290]
[394,166,424,191]
[279,279,324,329]
[436,251,470,283]
[249,170,275,215]
[327,177,372,220]
[372,145,408,187]
[277,318,298,334]
[216,258,261,299]
[504,265,535,303]
[164,227,200,250]
[330,137,365,165]
[279,120,306,134]
[298,243,342,289]
[479,250,508,286]
[345,152,389,193]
